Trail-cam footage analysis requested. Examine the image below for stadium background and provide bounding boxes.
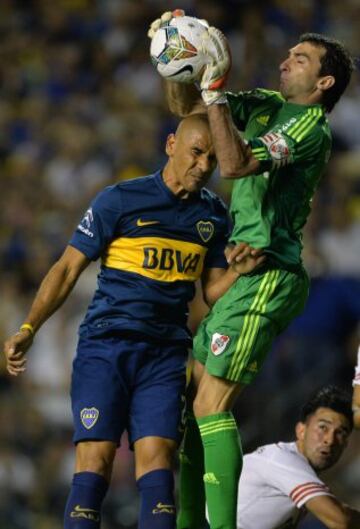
[0,0,359,528]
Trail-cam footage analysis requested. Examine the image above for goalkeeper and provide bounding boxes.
[148,11,355,529]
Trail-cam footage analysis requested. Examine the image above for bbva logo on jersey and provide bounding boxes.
[197,221,214,243]
[143,247,201,274]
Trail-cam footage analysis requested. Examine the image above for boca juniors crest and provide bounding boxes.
[80,407,99,429]
[197,221,214,243]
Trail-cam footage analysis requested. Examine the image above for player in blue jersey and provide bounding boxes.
[3,114,264,529]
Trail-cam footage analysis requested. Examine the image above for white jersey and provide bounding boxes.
[237,441,334,529]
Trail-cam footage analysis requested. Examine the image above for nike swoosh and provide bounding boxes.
[167,64,194,77]
[136,219,160,227]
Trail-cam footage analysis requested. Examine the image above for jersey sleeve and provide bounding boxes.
[248,109,331,174]
[255,445,334,509]
[69,186,122,261]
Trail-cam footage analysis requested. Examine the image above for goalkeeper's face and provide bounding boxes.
[279,41,329,103]
[165,117,217,197]
[296,407,351,471]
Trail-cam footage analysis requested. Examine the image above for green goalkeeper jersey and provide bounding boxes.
[226,89,332,271]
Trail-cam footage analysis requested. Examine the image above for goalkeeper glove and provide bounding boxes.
[199,27,231,106]
[147,9,185,39]
[353,345,360,386]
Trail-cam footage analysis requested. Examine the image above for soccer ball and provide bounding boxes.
[150,16,208,83]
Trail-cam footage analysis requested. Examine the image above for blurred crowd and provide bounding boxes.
[0,1,359,528]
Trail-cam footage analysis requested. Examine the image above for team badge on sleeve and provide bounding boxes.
[80,407,99,429]
[259,132,292,168]
[211,333,230,356]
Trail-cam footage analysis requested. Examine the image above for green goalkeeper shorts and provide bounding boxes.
[193,267,309,384]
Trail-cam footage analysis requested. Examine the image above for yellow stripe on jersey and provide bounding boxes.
[102,236,207,282]
[287,108,323,142]
[252,147,269,161]
[293,108,323,142]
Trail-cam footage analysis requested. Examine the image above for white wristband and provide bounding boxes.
[201,89,227,106]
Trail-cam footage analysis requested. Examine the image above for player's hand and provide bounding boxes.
[147,9,185,39]
[199,27,231,105]
[3,329,33,376]
[226,243,266,275]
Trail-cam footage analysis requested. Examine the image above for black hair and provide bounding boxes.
[299,33,355,112]
[299,385,353,430]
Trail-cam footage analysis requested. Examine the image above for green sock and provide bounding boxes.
[197,412,242,529]
[177,413,206,529]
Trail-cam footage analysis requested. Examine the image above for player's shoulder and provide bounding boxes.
[227,88,284,104]
[249,442,310,470]
[91,173,157,213]
[200,187,228,214]
[116,171,159,189]
[92,182,121,208]
[253,88,285,102]
[102,172,159,200]
[283,105,332,146]
[114,172,159,192]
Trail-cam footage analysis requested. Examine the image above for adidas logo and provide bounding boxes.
[247,361,258,373]
[256,115,270,126]
[203,472,220,485]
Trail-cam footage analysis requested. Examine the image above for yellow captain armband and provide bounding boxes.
[19,323,35,336]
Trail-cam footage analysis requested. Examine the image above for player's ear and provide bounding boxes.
[317,75,335,93]
[166,133,176,156]
[295,421,306,441]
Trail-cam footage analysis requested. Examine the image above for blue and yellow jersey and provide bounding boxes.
[69,171,230,342]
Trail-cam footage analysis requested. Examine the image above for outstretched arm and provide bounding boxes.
[3,245,90,376]
[306,495,360,529]
[198,28,261,179]
[353,385,360,428]
[207,103,261,178]
[164,81,205,117]
[352,346,360,428]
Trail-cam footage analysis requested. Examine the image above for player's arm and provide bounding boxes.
[3,245,90,376]
[198,29,261,179]
[207,103,261,178]
[352,385,360,428]
[164,80,205,117]
[305,495,360,529]
[201,243,265,306]
[352,345,360,428]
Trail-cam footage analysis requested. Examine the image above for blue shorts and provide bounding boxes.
[71,333,187,447]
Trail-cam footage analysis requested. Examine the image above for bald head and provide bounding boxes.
[175,114,210,138]
[162,113,217,198]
